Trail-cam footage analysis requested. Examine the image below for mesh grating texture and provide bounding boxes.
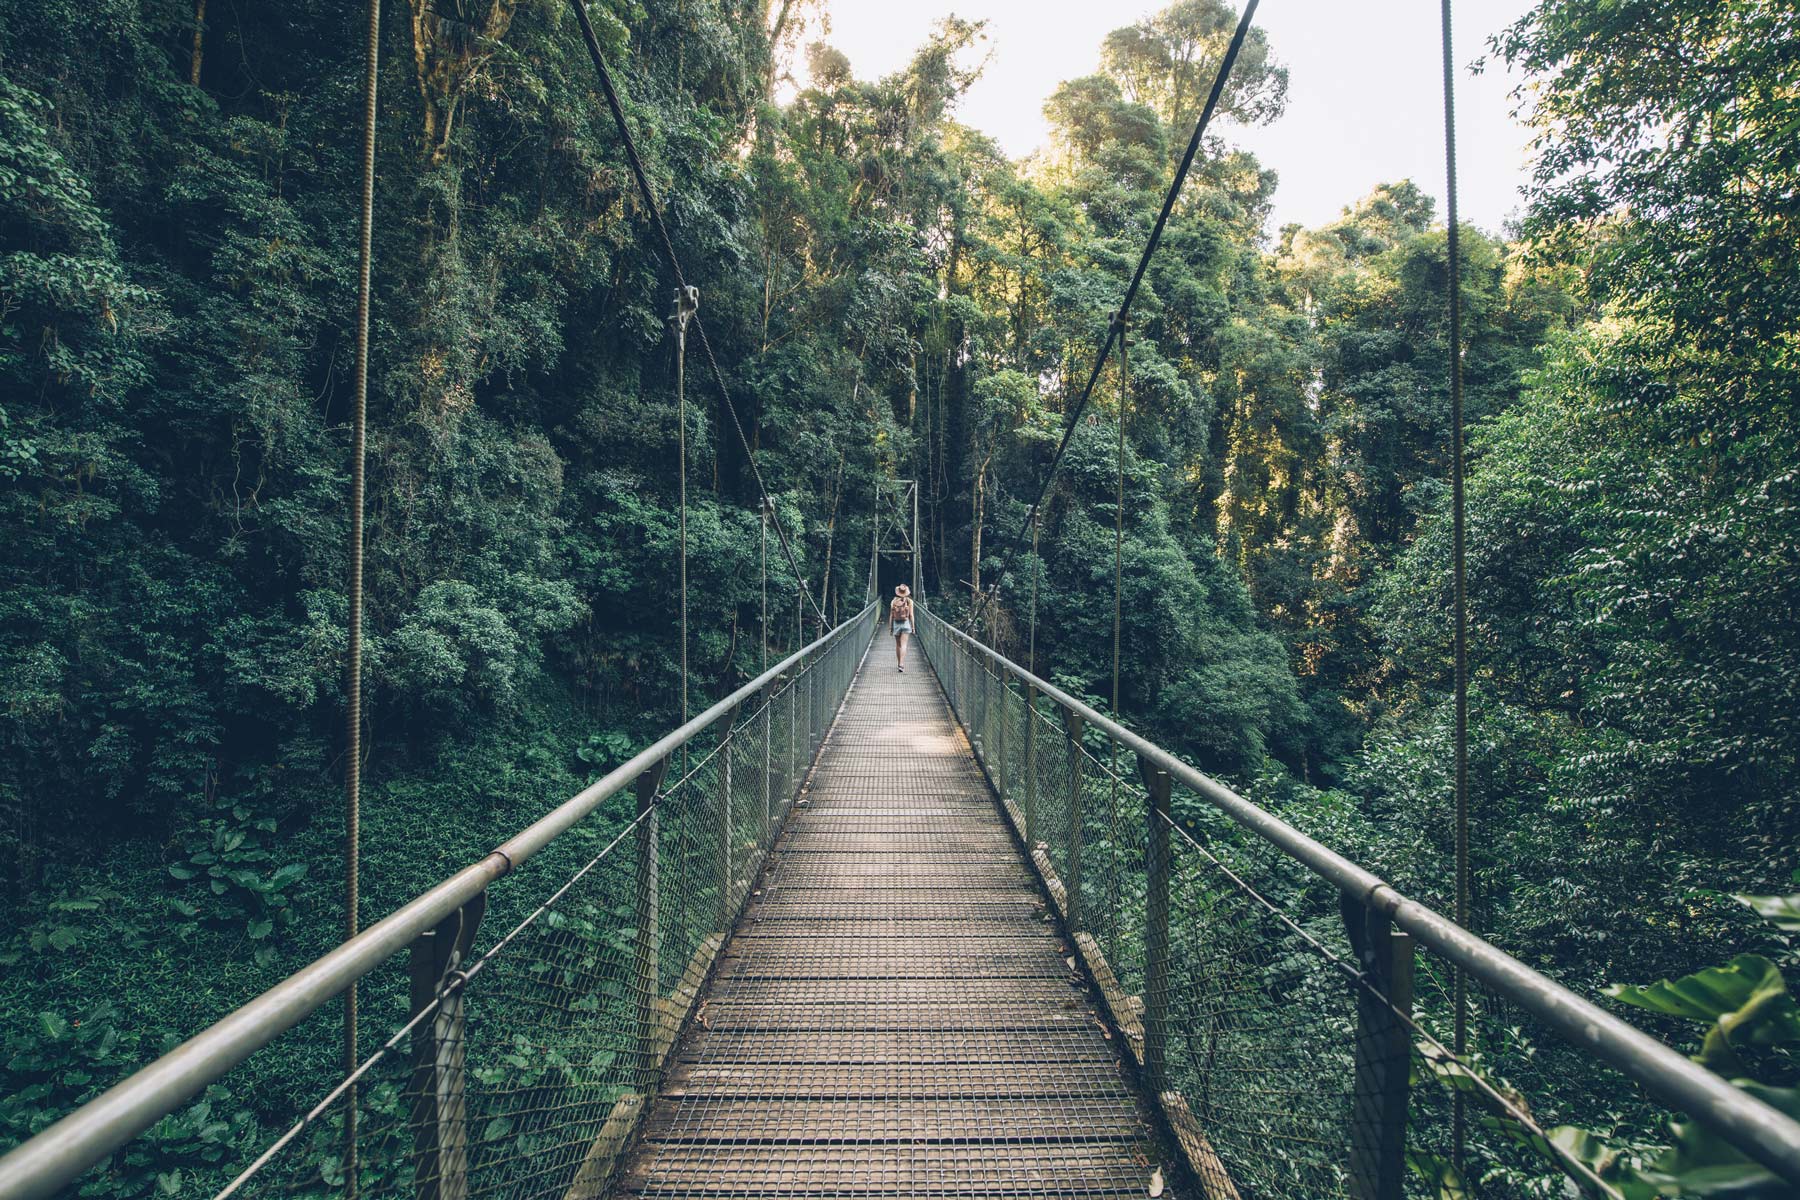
[617,648,1172,1199]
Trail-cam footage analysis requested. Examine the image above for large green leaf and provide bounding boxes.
[1606,955,1800,1074]
[1542,1127,1661,1200]
[1608,956,1787,1025]
[1405,1149,1471,1199]
[1733,892,1800,937]
[1650,1083,1800,1197]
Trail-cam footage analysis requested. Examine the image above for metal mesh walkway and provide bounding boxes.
[617,644,1172,1198]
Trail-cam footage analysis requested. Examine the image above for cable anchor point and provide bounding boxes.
[670,284,699,333]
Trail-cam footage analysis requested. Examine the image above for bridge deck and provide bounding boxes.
[619,643,1171,1198]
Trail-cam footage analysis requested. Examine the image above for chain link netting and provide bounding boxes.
[184,606,877,1200]
[918,607,1669,1200]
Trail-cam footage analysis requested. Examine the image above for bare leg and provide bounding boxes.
[897,631,910,668]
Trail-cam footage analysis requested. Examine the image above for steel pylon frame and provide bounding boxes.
[868,479,922,606]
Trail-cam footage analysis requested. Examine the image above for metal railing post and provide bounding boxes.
[971,656,982,752]
[979,662,993,765]
[967,631,985,762]
[1140,758,1172,1091]
[761,686,773,843]
[633,759,667,1081]
[994,671,1010,803]
[409,894,485,1200]
[719,721,735,931]
[949,631,960,715]
[807,668,818,756]
[959,633,969,720]
[947,626,957,712]
[1022,684,1038,845]
[1064,709,1084,930]
[1345,899,1415,1200]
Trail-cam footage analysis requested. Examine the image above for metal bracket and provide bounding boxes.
[1109,308,1130,347]
[669,284,699,334]
[410,893,487,1200]
[635,756,671,815]
[1341,894,1415,1200]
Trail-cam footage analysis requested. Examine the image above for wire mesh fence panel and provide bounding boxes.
[911,608,1729,1200]
[1020,699,1081,916]
[210,824,653,1200]
[1155,820,1359,1200]
[1399,947,1656,1200]
[1082,736,1149,1023]
[1009,678,1030,834]
[457,835,653,1200]
[176,608,879,1200]
[989,672,1025,834]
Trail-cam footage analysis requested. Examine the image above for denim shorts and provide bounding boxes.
[893,620,913,635]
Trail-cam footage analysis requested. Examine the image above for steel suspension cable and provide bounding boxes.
[761,500,769,675]
[566,0,827,630]
[1110,313,1128,828]
[1111,312,1127,724]
[674,293,695,716]
[966,0,1260,634]
[1439,0,1472,1169]
[341,0,381,1187]
[1026,510,1039,675]
[673,289,695,788]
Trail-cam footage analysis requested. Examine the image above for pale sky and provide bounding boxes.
[788,0,1540,238]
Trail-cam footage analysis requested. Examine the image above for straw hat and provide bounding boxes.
[895,584,911,597]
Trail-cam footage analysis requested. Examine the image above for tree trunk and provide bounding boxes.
[189,0,206,85]
[970,463,987,599]
[765,0,797,102]
[816,449,846,615]
[409,0,518,164]
[721,611,739,696]
[906,347,917,421]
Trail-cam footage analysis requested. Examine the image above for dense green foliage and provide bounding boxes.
[2,0,1796,1192]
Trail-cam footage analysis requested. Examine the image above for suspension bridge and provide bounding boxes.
[3,0,1800,1198]
[4,566,1800,1200]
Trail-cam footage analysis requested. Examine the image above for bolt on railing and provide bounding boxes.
[0,606,879,1200]
[916,605,1800,1200]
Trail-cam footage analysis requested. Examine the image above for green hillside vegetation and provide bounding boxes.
[1,0,1794,1193]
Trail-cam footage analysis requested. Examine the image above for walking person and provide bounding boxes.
[889,585,914,671]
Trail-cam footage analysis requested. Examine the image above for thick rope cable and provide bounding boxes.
[1440,0,1472,1169]
[967,0,1260,634]
[341,0,381,1187]
[673,293,693,794]
[566,0,827,631]
[912,481,922,601]
[1112,312,1127,724]
[1026,509,1039,675]
[1110,313,1128,825]
[761,500,769,675]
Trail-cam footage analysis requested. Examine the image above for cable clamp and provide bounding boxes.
[670,285,700,332]
[1109,308,1131,347]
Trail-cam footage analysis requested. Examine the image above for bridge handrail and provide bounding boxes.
[0,602,878,1200]
[919,604,1800,1186]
